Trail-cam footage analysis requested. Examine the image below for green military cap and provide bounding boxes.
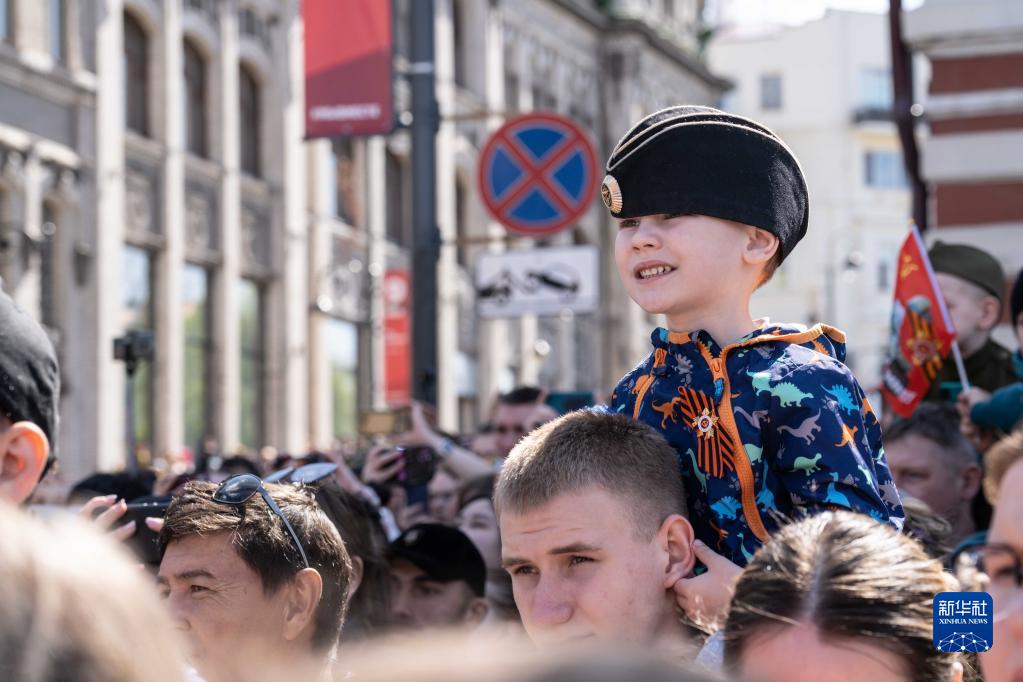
[928,241,1006,303]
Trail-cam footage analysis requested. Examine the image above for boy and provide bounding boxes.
[495,409,700,653]
[925,242,1016,402]
[604,106,902,566]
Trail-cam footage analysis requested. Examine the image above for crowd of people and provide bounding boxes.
[1,105,1022,681]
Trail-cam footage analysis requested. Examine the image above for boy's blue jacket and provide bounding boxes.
[611,322,904,566]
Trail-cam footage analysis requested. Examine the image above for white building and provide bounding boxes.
[709,10,915,389]
[0,0,726,480]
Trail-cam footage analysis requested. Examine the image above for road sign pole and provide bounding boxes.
[410,0,438,405]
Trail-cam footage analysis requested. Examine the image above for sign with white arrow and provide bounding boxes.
[475,245,599,319]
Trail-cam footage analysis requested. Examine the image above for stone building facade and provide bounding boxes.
[0,0,725,478]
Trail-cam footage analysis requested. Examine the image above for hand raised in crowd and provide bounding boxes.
[77,494,137,541]
[669,539,742,631]
[957,386,994,451]
[361,445,404,484]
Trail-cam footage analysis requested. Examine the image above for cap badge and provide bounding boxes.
[600,174,623,214]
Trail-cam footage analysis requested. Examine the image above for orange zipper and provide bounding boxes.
[632,348,668,420]
[700,345,770,542]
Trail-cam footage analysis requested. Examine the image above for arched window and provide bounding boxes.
[239,65,261,176]
[123,12,149,135]
[183,39,207,157]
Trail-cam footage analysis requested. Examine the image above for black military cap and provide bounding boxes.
[601,105,809,260]
[0,285,60,466]
[388,523,487,597]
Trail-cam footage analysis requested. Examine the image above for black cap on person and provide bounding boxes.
[600,105,809,261]
[388,523,487,597]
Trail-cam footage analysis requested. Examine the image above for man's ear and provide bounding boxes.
[743,227,780,267]
[959,463,982,501]
[464,596,489,626]
[978,295,1002,332]
[659,514,696,587]
[0,421,49,505]
[282,568,324,642]
[347,555,364,601]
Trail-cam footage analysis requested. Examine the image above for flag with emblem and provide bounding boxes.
[880,224,958,417]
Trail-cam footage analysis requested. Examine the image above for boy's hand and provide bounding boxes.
[669,540,742,631]
[77,494,136,542]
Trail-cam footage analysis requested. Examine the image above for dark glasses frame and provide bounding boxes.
[213,473,310,569]
[265,462,339,486]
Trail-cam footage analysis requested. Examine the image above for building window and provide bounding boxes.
[455,178,468,267]
[39,201,59,330]
[1,0,11,43]
[325,319,358,439]
[329,139,359,226]
[124,12,149,136]
[504,69,519,114]
[182,263,212,452]
[238,278,264,448]
[865,151,908,188]
[122,245,154,454]
[453,0,467,88]
[183,39,207,157]
[760,74,782,110]
[859,68,892,111]
[385,151,409,246]
[239,64,261,176]
[49,0,65,63]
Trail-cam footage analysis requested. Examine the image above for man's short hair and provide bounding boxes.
[499,386,543,406]
[159,481,353,651]
[884,403,978,470]
[0,286,60,473]
[494,409,687,538]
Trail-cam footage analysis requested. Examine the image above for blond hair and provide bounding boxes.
[0,503,186,681]
[983,424,1023,504]
[494,409,686,538]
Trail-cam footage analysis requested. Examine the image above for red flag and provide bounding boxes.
[880,225,957,417]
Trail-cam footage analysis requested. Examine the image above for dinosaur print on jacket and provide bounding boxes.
[611,323,904,566]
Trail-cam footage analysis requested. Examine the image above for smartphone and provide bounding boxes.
[396,445,438,487]
[360,408,411,435]
[124,497,171,566]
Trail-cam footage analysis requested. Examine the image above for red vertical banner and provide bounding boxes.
[880,226,958,417]
[383,270,411,406]
[303,0,394,138]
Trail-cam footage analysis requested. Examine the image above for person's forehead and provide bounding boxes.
[159,532,251,580]
[495,403,536,424]
[886,434,945,464]
[934,272,987,302]
[460,498,495,518]
[500,488,637,552]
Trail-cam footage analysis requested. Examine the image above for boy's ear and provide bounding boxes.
[659,514,697,586]
[743,227,780,266]
[977,295,1002,332]
[0,421,50,504]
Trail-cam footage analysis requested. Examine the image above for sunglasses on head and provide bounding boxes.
[213,474,310,569]
[264,462,339,486]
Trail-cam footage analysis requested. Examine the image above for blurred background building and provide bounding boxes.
[0,0,726,478]
[905,0,1023,348]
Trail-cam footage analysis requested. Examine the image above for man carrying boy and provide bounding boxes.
[496,409,700,653]
[604,106,903,567]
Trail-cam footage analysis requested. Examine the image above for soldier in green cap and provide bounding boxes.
[925,241,1016,402]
